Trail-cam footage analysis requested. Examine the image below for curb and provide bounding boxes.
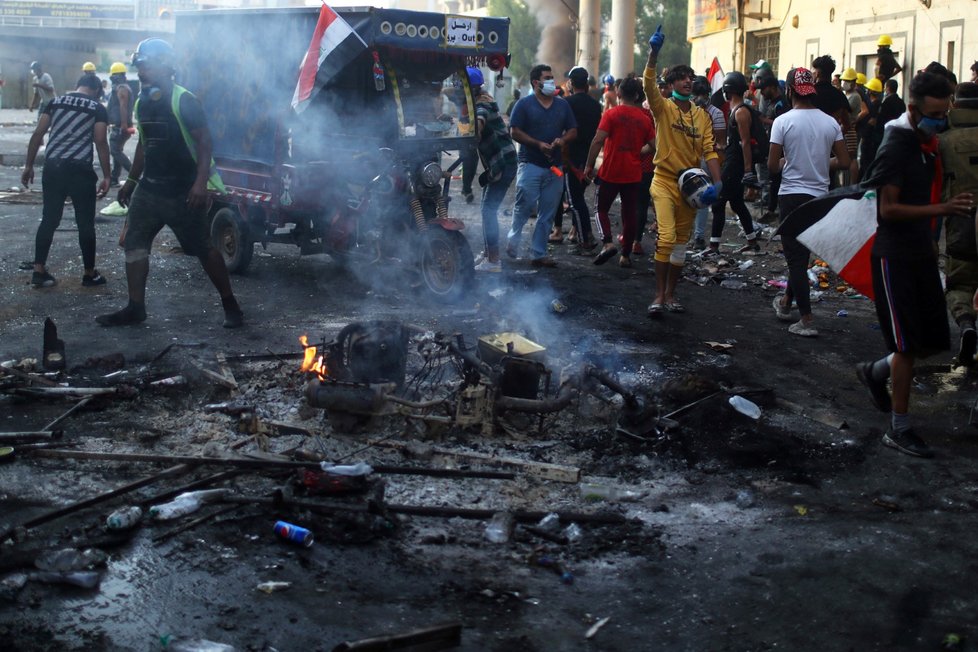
[0,153,43,167]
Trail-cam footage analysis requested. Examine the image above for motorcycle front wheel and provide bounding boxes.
[419,228,475,304]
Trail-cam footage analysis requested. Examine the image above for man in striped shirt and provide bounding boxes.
[22,74,111,288]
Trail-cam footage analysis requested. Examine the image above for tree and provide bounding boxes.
[488,0,542,86]
[634,0,691,74]
[599,0,691,76]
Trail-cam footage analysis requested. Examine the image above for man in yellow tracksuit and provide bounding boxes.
[643,26,722,316]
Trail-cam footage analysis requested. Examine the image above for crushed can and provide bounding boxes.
[273,521,314,547]
[551,299,567,314]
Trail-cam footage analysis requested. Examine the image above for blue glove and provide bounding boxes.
[742,172,759,187]
[702,181,722,206]
[648,25,665,55]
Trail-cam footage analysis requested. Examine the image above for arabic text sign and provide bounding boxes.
[687,0,738,38]
[444,15,478,49]
[0,0,134,20]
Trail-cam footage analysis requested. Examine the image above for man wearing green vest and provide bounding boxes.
[939,82,978,366]
[97,38,243,328]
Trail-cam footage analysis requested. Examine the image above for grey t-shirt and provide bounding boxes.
[33,73,56,104]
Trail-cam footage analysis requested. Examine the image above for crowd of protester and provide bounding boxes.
[469,30,977,459]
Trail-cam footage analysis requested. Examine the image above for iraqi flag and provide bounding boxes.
[291,3,367,113]
[778,188,877,300]
[707,57,724,94]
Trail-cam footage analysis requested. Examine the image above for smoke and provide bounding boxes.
[523,0,578,79]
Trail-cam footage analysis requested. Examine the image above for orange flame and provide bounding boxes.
[299,335,329,379]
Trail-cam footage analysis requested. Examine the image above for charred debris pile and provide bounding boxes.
[1,320,860,608]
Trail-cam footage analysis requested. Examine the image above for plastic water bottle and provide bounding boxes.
[149,489,227,521]
[34,548,106,572]
[319,462,373,476]
[106,505,143,530]
[728,395,761,419]
[484,512,513,543]
[160,635,237,651]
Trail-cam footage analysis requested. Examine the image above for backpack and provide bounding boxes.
[730,104,769,164]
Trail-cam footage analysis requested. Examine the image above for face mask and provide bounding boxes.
[540,79,556,96]
[672,90,691,101]
[915,113,947,137]
[693,96,707,108]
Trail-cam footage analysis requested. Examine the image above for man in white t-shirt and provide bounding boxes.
[29,61,56,122]
[768,68,851,337]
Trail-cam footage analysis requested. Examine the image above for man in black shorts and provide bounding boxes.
[856,71,975,458]
[96,38,244,329]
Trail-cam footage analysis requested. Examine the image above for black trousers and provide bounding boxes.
[713,177,756,240]
[461,146,479,196]
[635,170,654,242]
[35,161,97,270]
[556,169,594,241]
[778,193,816,316]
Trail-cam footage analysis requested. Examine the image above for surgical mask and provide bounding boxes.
[915,114,947,137]
[540,79,556,96]
[672,90,692,101]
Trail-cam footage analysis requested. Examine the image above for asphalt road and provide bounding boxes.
[2,108,978,651]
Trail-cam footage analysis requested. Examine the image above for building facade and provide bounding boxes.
[688,0,976,86]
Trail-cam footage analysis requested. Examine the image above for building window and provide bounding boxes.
[746,31,780,77]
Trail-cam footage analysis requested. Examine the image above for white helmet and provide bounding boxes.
[678,168,713,209]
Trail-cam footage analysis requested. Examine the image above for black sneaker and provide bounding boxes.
[82,271,106,287]
[96,303,146,326]
[856,361,892,412]
[32,271,56,288]
[956,328,977,367]
[223,308,244,329]
[882,428,934,458]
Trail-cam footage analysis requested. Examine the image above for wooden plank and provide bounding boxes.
[371,440,581,483]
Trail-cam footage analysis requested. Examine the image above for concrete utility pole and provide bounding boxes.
[608,0,636,79]
[577,0,601,78]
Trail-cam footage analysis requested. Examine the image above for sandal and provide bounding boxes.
[593,246,618,265]
[665,301,686,313]
[647,303,665,317]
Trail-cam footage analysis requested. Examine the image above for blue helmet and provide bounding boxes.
[603,74,615,85]
[466,66,484,88]
[132,38,174,68]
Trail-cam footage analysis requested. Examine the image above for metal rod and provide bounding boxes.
[28,449,517,480]
[0,431,61,443]
[0,464,191,544]
[385,504,628,525]
[0,365,59,387]
[41,396,93,431]
[152,504,243,543]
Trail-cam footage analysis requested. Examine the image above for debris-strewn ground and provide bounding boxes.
[3,112,978,651]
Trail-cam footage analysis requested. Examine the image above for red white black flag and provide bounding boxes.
[795,190,878,300]
[707,57,724,94]
[292,3,367,113]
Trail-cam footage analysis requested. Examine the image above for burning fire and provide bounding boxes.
[299,335,329,379]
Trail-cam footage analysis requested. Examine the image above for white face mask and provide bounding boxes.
[540,79,557,96]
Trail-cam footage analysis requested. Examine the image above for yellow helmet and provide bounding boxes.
[856,73,868,86]
[82,61,96,73]
[877,35,893,47]
[840,68,858,82]
[865,78,883,93]
[109,62,127,75]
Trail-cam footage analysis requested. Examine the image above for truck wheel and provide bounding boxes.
[420,228,474,304]
[211,207,254,274]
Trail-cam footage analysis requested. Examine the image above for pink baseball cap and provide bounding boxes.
[792,67,817,96]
